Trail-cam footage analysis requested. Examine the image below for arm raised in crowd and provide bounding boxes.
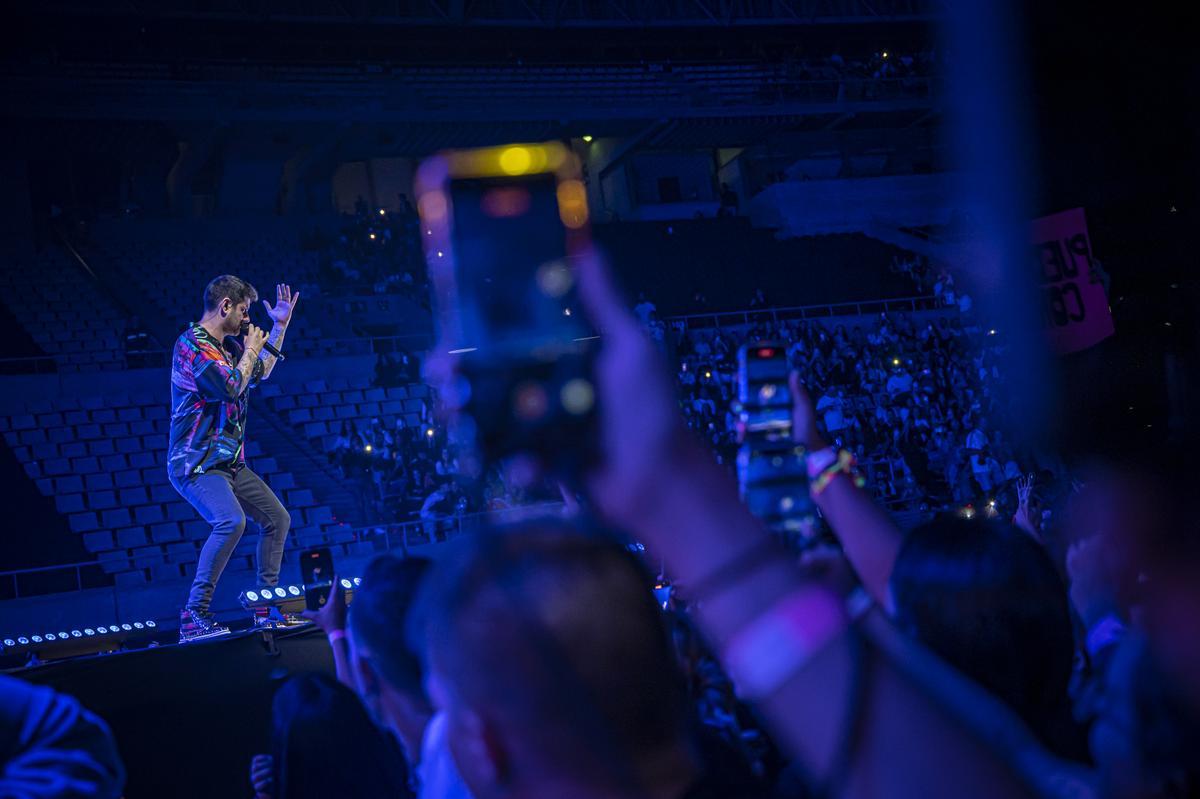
[790,373,904,612]
[300,577,354,689]
[576,251,1054,799]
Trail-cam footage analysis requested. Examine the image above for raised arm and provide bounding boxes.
[258,284,300,381]
[576,252,1047,799]
[790,373,904,611]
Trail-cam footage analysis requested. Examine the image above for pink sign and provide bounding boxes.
[1031,208,1114,354]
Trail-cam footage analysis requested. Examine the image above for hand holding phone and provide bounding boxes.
[301,572,347,631]
[735,343,815,534]
[416,142,599,480]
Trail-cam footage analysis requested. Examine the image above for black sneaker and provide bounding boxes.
[179,608,231,643]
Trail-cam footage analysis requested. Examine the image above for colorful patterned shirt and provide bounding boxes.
[167,323,265,482]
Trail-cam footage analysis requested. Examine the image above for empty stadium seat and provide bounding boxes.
[69,512,99,533]
[116,528,147,549]
[89,491,118,511]
[101,508,133,529]
[55,494,86,514]
[83,473,113,492]
[114,570,147,587]
[150,522,183,543]
[81,531,115,553]
[287,488,314,507]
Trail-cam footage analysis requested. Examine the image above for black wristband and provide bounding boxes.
[682,537,787,602]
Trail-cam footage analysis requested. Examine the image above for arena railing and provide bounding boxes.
[0,298,947,376]
[664,294,944,331]
[0,355,61,375]
[0,503,562,601]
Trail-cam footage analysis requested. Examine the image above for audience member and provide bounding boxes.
[0,675,125,799]
[345,554,474,799]
[250,672,412,799]
[411,523,735,799]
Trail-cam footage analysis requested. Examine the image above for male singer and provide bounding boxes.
[168,275,299,642]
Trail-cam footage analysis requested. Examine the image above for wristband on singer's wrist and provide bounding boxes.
[327,629,347,645]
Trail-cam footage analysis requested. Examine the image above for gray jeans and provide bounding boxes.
[172,467,291,614]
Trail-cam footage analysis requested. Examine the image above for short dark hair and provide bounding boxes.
[203,274,258,313]
[271,673,411,799]
[347,554,433,700]
[412,520,689,775]
[890,517,1074,743]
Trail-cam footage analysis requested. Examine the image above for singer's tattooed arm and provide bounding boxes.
[259,323,289,381]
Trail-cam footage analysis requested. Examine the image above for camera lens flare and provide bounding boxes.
[561,379,595,415]
[499,146,533,175]
[536,261,573,298]
[513,382,549,421]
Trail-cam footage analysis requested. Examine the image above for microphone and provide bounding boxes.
[261,340,286,361]
[241,321,286,361]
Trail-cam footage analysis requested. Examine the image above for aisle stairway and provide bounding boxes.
[249,399,364,529]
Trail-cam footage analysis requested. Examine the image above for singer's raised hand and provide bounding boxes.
[263,283,300,326]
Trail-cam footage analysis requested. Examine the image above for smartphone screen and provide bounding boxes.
[299,547,333,586]
[737,343,792,440]
[446,173,591,356]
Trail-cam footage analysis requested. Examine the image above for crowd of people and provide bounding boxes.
[6,252,1196,799]
[669,305,1053,519]
[335,284,1052,538]
[326,409,530,534]
[777,47,939,101]
[306,194,429,301]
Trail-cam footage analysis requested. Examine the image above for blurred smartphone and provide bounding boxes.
[737,445,815,532]
[736,342,792,444]
[735,342,814,534]
[300,547,333,612]
[416,143,598,476]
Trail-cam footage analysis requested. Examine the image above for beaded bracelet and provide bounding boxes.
[810,449,867,498]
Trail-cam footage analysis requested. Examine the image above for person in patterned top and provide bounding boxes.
[169,275,299,642]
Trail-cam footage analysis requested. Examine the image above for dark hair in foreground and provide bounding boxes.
[890,516,1079,754]
[347,554,433,701]
[270,672,411,799]
[411,519,690,786]
[203,274,258,312]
